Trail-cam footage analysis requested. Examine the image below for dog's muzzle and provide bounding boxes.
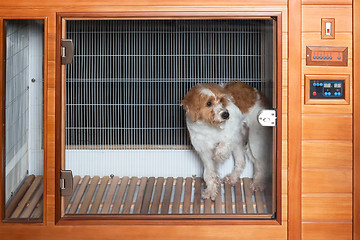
[221,111,230,120]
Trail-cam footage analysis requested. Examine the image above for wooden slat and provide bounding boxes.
[133,177,148,214]
[11,176,43,218]
[224,183,232,214]
[122,177,138,214]
[302,140,352,168]
[302,169,352,193]
[204,198,212,214]
[32,198,43,219]
[160,177,173,214]
[171,177,183,214]
[78,176,100,214]
[255,191,265,214]
[302,114,352,140]
[140,177,155,214]
[150,177,164,214]
[111,176,129,214]
[214,184,222,214]
[234,181,243,214]
[101,176,119,214]
[64,175,81,209]
[243,178,255,214]
[182,177,192,214]
[68,175,90,214]
[21,183,44,218]
[89,176,109,214]
[302,194,352,220]
[5,175,35,218]
[193,177,201,214]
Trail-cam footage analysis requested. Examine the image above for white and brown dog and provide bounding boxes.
[181,81,272,200]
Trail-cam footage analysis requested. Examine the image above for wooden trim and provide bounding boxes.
[55,11,283,225]
[288,0,302,239]
[0,18,5,224]
[353,0,360,239]
[304,74,350,105]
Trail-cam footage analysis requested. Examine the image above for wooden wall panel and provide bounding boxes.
[302,0,352,5]
[302,114,352,140]
[302,141,352,168]
[302,169,352,193]
[0,0,288,7]
[302,194,352,220]
[302,33,353,59]
[302,6,352,32]
[302,222,352,240]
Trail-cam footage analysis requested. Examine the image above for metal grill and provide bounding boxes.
[65,19,273,149]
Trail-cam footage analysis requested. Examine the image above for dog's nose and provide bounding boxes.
[221,111,230,120]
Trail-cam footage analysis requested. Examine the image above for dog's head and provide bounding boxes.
[181,83,232,127]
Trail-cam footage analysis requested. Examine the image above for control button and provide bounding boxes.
[320,83,323,86]
[313,83,316,87]
[330,56,333,59]
[313,56,316,59]
[338,56,341,60]
[313,91,317,96]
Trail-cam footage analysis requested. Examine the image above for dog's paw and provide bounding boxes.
[202,188,218,201]
[250,180,266,192]
[213,142,230,163]
[224,174,240,185]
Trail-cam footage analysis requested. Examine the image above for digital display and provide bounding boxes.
[310,80,344,99]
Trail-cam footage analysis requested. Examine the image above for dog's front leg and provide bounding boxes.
[224,142,246,185]
[200,153,219,201]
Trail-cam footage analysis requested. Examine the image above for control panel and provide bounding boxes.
[310,80,344,99]
[306,46,348,66]
[304,75,350,105]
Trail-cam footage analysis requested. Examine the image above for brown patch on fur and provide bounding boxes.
[224,81,259,113]
[181,83,230,125]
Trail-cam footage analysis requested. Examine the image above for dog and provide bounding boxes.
[181,81,272,200]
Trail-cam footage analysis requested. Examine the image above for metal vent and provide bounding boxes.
[65,19,273,149]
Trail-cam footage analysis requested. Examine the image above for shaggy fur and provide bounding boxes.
[181,82,272,200]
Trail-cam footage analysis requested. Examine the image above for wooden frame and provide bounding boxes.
[55,11,282,225]
[353,0,360,239]
[321,18,335,39]
[288,0,301,239]
[306,46,348,67]
[0,17,48,224]
[304,74,350,105]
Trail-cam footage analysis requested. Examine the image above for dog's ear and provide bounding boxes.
[181,98,199,123]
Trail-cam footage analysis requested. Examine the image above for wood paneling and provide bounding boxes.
[288,0,302,239]
[0,0,288,7]
[302,222,352,240]
[302,140,352,168]
[302,194,352,220]
[302,33,353,59]
[302,6,352,32]
[302,0,352,4]
[302,114,352,140]
[354,0,360,239]
[302,169,352,193]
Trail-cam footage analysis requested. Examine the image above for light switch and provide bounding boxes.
[321,18,335,39]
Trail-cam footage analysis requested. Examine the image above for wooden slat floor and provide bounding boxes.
[5,175,43,220]
[65,176,271,215]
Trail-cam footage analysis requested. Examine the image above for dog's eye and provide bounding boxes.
[206,101,212,107]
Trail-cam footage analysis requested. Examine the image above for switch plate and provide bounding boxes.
[321,18,335,39]
[306,46,348,66]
